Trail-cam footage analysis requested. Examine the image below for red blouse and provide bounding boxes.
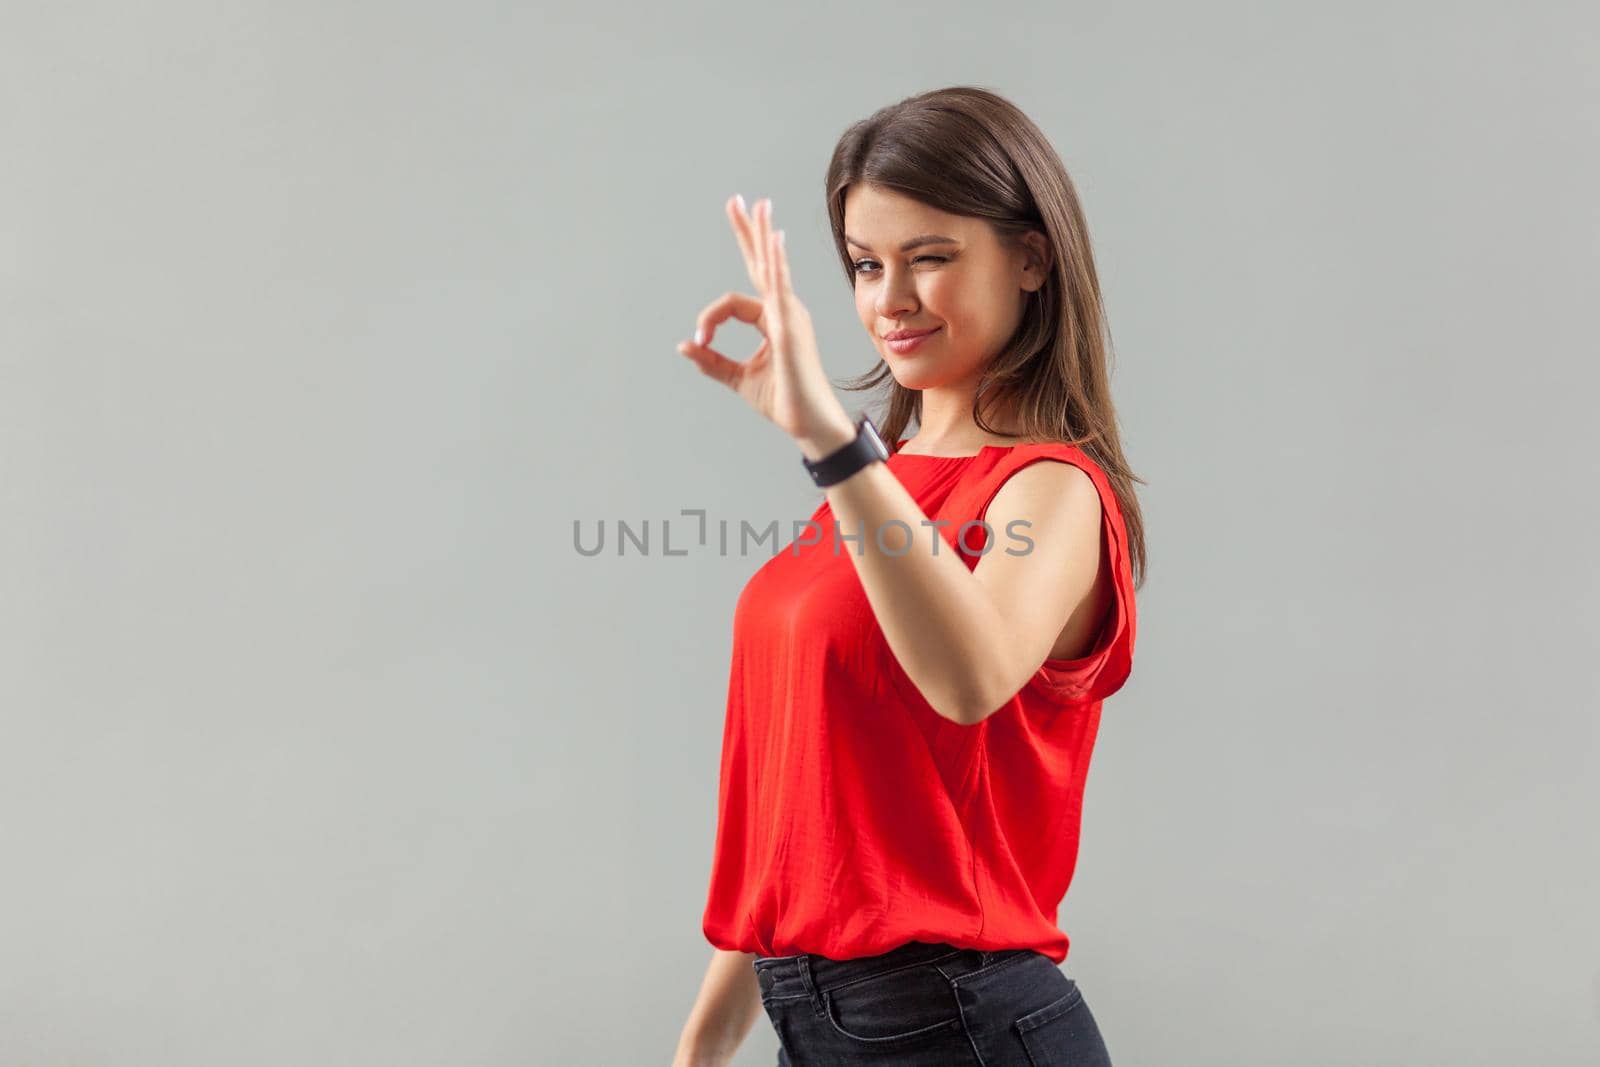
[700,438,1137,965]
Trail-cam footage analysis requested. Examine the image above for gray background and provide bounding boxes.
[3,2,1596,1064]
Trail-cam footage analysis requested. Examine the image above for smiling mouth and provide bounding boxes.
[884,328,940,354]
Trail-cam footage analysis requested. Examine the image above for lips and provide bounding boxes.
[884,327,940,355]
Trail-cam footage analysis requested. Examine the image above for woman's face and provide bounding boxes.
[843,182,1047,391]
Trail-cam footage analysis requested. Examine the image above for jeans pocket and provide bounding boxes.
[1014,981,1111,1066]
[819,962,965,1047]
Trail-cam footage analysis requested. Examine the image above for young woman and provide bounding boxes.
[671,86,1146,1067]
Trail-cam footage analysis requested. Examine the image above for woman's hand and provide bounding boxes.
[677,196,854,451]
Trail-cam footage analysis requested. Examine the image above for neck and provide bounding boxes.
[911,385,1025,450]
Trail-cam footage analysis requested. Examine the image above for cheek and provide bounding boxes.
[918,275,966,318]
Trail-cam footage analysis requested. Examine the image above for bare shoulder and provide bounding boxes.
[972,451,1112,677]
[987,454,1102,527]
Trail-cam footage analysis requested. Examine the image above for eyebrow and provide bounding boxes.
[844,233,961,253]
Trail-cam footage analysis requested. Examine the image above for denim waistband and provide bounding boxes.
[753,940,1028,995]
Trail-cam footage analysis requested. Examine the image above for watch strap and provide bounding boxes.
[801,414,890,487]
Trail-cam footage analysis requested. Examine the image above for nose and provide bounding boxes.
[873,271,918,321]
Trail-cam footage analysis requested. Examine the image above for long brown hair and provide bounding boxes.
[824,86,1147,589]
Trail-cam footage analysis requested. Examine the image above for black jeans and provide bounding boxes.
[753,939,1112,1065]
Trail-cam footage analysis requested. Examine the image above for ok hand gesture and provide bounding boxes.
[676,196,853,449]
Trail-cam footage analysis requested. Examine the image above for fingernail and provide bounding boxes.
[735,193,746,213]
[693,327,704,346]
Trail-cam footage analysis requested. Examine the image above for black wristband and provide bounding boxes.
[801,414,890,488]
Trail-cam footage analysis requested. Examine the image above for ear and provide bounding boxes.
[1018,230,1053,293]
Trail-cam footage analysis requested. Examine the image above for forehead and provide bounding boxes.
[842,183,977,242]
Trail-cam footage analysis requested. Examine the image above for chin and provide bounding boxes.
[885,354,952,384]
[886,369,946,392]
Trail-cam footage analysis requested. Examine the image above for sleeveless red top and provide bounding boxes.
[700,438,1137,965]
